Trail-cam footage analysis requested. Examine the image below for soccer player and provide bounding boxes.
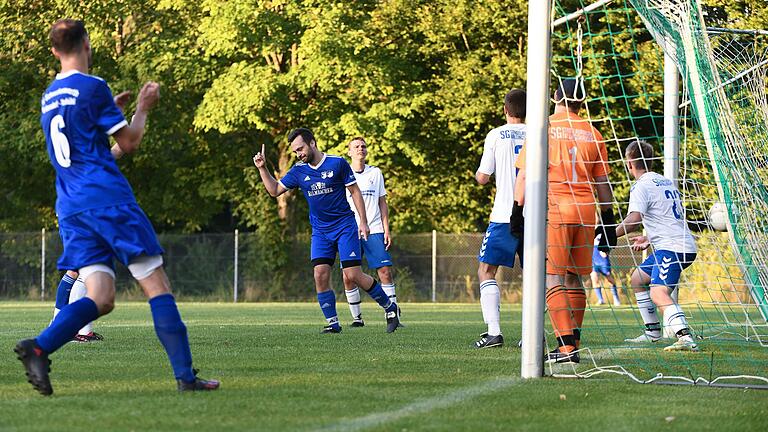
[14,19,219,395]
[342,137,401,327]
[590,235,621,306]
[51,271,103,342]
[513,78,616,363]
[616,140,699,351]
[253,128,400,333]
[49,85,133,344]
[473,89,526,349]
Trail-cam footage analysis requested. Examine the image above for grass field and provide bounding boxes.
[1,302,767,431]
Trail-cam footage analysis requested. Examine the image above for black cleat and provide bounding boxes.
[385,310,400,333]
[350,315,365,327]
[396,305,405,328]
[72,332,104,343]
[474,332,504,349]
[14,339,53,396]
[546,348,580,364]
[178,369,220,392]
[321,325,342,334]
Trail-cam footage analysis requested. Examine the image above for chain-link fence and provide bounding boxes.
[0,230,655,302]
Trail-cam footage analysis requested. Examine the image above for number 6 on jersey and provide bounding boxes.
[50,114,71,168]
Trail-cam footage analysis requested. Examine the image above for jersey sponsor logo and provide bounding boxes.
[321,170,334,179]
[652,177,673,187]
[308,182,334,196]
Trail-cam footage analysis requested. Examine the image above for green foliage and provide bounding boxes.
[0,0,765,234]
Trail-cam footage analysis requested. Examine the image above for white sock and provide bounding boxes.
[79,321,93,336]
[382,283,397,305]
[69,277,93,335]
[345,287,362,319]
[51,308,61,324]
[480,279,501,336]
[635,291,661,336]
[663,303,691,338]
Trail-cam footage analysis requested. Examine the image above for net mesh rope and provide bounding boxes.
[544,0,768,386]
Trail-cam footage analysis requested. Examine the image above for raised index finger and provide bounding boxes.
[261,143,265,156]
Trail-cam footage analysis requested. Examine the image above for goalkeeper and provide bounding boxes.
[513,78,616,364]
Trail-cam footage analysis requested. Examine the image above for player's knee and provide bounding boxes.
[378,266,393,284]
[477,264,495,282]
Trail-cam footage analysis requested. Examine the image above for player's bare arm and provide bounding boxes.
[379,195,391,250]
[514,170,526,205]
[594,175,614,211]
[347,183,369,240]
[112,81,160,154]
[253,143,288,197]
[615,211,643,237]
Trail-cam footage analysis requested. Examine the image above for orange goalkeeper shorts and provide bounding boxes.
[546,223,593,276]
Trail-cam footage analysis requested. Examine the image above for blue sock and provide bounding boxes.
[317,290,340,329]
[149,294,195,382]
[595,288,604,302]
[365,281,396,312]
[36,297,99,353]
[54,274,76,310]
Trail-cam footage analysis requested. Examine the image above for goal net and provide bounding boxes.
[544,0,768,387]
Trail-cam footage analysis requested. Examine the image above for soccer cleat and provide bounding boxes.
[350,315,365,327]
[321,325,342,334]
[385,310,400,333]
[177,369,220,392]
[624,332,661,343]
[396,305,405,328]
[663,338,700,352]
[545,348,580,364]
[14,339,53,396]
[72,332,104,343]
[474,333,503,349]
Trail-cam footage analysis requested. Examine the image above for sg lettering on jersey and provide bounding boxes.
[499,129,526,140]
[550,127,596,142]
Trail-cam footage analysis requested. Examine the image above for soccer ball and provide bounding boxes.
[708,202,729,232]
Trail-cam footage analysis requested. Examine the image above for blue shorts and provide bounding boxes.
[592,248,611,275]
[592,264,611,276]
[311,217,361,265]
[478,222,523,268]
[57,203,164,271]
[638,250,697,289]
[360,233,393,269]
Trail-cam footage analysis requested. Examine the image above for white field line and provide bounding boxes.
[312,376,521,432]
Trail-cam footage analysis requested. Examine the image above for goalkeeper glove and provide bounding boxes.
[510,202,524,237]
[595,208,617,253]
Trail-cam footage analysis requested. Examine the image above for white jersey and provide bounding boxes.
[346,164,387,234]
[628,172,697,254]
[477,123,526,223]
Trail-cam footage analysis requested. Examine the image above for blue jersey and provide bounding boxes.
[40,71,135,219]
[279,154,357,230]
